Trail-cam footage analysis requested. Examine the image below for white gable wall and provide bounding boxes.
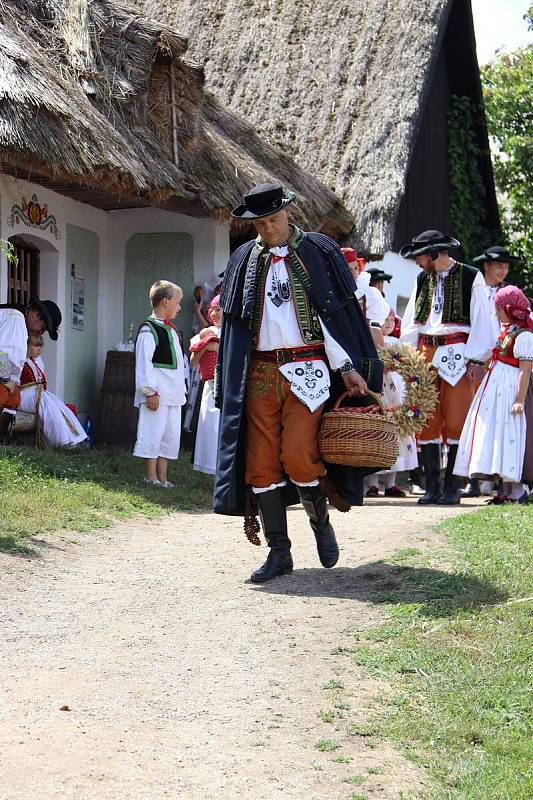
[372,251,420,318]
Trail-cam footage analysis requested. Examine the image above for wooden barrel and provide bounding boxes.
[96,350,138,445]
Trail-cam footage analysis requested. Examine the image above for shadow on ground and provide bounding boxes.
[251,561,507,618]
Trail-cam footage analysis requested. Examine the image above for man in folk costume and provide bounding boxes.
[400,230,494,505]
[0,296,61,441]
[473,245,519,344]
[214,184,383,583]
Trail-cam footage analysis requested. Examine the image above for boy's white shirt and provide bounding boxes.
[134,315,186,407]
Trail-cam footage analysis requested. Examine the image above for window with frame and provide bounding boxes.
[7,237,40,306]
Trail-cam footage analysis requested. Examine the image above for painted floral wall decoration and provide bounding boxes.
[8,194,61,239]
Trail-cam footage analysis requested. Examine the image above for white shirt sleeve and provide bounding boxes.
[399,284,419,348]
[464,272,495,362]
[319,316,351,371]
[514,331,533,360]
[135,325,159,395]
[0,309,28,383]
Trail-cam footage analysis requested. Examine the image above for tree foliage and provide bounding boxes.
[448,95,491,262]
[481,38,533,295]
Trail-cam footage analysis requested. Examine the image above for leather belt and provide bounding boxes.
[252,345,325,365]
[419,332,468,347]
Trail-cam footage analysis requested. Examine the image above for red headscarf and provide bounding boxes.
[207,294,221,324]
[494,285,533,331]
[341,247,366,273]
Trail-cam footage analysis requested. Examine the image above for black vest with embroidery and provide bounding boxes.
[139,319,178,369]
[250,245,324,346]
[414,262,478,325]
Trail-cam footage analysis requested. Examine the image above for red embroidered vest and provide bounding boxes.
[491,325,527,368]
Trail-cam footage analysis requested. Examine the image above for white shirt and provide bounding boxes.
[355,271,390,326]
[400,267,494,362]
[135,316,186,407]
[0,308,28,383]
[485,283,503,345]
[256,247,350,370]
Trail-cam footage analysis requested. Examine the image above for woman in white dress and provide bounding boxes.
[19,335,87,448]
[189,297,223,475]
[454,286,533,502]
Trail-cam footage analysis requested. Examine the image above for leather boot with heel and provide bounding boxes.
[297,484,339,568]
[418,443,441,505]
[251,488,293,583]
[437,444,462,505]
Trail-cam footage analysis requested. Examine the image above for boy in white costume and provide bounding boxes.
[133,281,186,487]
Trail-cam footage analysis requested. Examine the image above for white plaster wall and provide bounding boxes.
[0,174,107,395]
[98,208,229,388]
[372,251,420,318]
[1,175,231,396]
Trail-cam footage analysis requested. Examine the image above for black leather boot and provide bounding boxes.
[0,409,15,443]
[297,484,339,568]
[461,478,480,498]
[418,443,442,505]
[251,488,293,583]
[437,445,462,505]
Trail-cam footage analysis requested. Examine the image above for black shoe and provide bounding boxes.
[417,443,441,505]
[251,548,294,583]
[461,479,480,498]
[251,488,293,583]
[297,484,339,568]
[437,445,462,505]
[0,409,16,443]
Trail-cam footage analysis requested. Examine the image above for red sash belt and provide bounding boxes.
[419,332,468,347]
[252,344,325,365]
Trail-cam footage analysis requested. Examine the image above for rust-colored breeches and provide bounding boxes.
[418,342,478,442]
[245,359,325,488]
[0,384,21,411]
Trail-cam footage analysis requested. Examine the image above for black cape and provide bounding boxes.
[213,232,384,516]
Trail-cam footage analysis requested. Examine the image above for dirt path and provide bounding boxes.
[0,497,481,800]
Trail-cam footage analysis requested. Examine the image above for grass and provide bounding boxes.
[0,445,214,552]
[314,739,341,752]
[337,505,533,800]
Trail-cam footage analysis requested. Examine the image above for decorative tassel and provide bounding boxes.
[318,475,351,513]
[244,486,262,545]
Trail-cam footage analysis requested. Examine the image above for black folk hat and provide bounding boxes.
[400,229,460,259]
[366,267,393,283]
[473,245,520,265]
[30,297,62,340]
[232,183,296,220]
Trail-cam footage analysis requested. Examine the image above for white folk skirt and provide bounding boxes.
[19,386,87,448]
[454,360,526,482]
[193,380,220,475]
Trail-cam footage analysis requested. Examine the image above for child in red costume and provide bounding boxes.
[189,295,223,475]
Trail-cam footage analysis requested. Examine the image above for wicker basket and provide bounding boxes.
[319,390,399,468]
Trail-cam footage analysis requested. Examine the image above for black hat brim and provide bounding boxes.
[473,251,520,265]
[31,297,59,340]
[231,192,296,220]
[401,236,460,258]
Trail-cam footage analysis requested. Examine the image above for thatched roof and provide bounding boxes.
[146,0,457,251]
[0,0,353,236]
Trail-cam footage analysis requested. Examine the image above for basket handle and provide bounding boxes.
[333,389,387,414]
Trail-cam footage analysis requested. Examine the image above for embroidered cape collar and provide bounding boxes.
[256,225,305,251]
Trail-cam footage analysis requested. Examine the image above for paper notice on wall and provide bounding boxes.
[71,265,85,330]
